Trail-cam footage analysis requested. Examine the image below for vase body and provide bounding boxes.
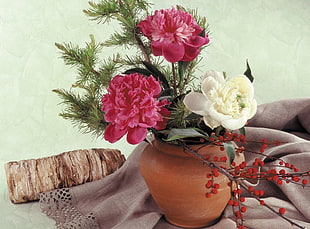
[139,139,243,228]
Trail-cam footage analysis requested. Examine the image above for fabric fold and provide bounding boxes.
[40,98,310,229]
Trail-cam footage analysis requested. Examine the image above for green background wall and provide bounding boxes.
[1,0,309,162]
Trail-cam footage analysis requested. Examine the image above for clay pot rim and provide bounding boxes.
[150,138,226,158]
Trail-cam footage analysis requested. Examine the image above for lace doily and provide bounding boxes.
[40,188,100,229]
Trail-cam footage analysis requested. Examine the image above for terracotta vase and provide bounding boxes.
[139,139,244,228]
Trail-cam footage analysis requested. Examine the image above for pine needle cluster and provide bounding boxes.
[54,0,207,137]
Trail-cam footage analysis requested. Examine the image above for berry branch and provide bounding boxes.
[178,136,309,229]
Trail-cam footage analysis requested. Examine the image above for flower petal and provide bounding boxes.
[207,105,232,124]
[201,77,220,98]
[186,35,210,48]
[202,70,225,83]
[221,116,248,130]
[138,7,208,63]
[162,42,185,63]
[155,107,170,130]
[228,75,254,98]
[183,92,211,116]
[104,124,127,143]
[248,99,257,119]
[127,127,148,145]
[102,73,168,144]
[151,41,163,56]
[203,116,221,130]
[182,45,200,61]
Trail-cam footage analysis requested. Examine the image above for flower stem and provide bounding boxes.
[171,62,178,96]
[134,27,151,63]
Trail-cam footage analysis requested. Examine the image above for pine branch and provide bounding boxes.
[168,99,193,129]
[55,35,102,87]
[54,0,162,137]
[84,0,150,24]
[93,54,121,88]
[85,0,152,62]
[53,88,107,137]
[83,1,119,23]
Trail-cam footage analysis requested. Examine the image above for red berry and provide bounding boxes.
[212,168,219,177]
[237,146,245,153]
[240,161,247,168]
[228,199,234,206]
[279,169,286,174]
[259,161,265,166]
[220,156,227,162]
[294,168,299,172]
[302,179,308,185]
[275,140,281,146]
[213,183,220,189]
[260,200,265,205]
[279,208,286,214]
[272,175,279,181]
[239,134,246,140]
[205,193,212,198]
[233,201,239,207]
[240,206,247,213]
[205,180,213,189]
[235,211,243,219]
[292,176,300,182]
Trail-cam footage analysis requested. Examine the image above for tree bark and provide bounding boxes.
[5,148,126,203]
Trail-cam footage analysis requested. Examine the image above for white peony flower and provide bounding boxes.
[183,70,257,130]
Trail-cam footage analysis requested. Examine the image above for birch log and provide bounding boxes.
[5,148,126,203]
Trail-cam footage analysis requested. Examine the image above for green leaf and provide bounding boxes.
[223,142,236,165]
[184,112,202,121]
[158,88,173,98]
[164,128,205,142]
[123,68,153,76]
[244,59,254,82]
[178,61,190,80]
[142,61,170,89]
[239,127,246,136]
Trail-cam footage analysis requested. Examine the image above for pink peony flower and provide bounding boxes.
[137,7,209,63]
[101,73,170,144]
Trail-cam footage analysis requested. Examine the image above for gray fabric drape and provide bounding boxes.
[40,98,310,229]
